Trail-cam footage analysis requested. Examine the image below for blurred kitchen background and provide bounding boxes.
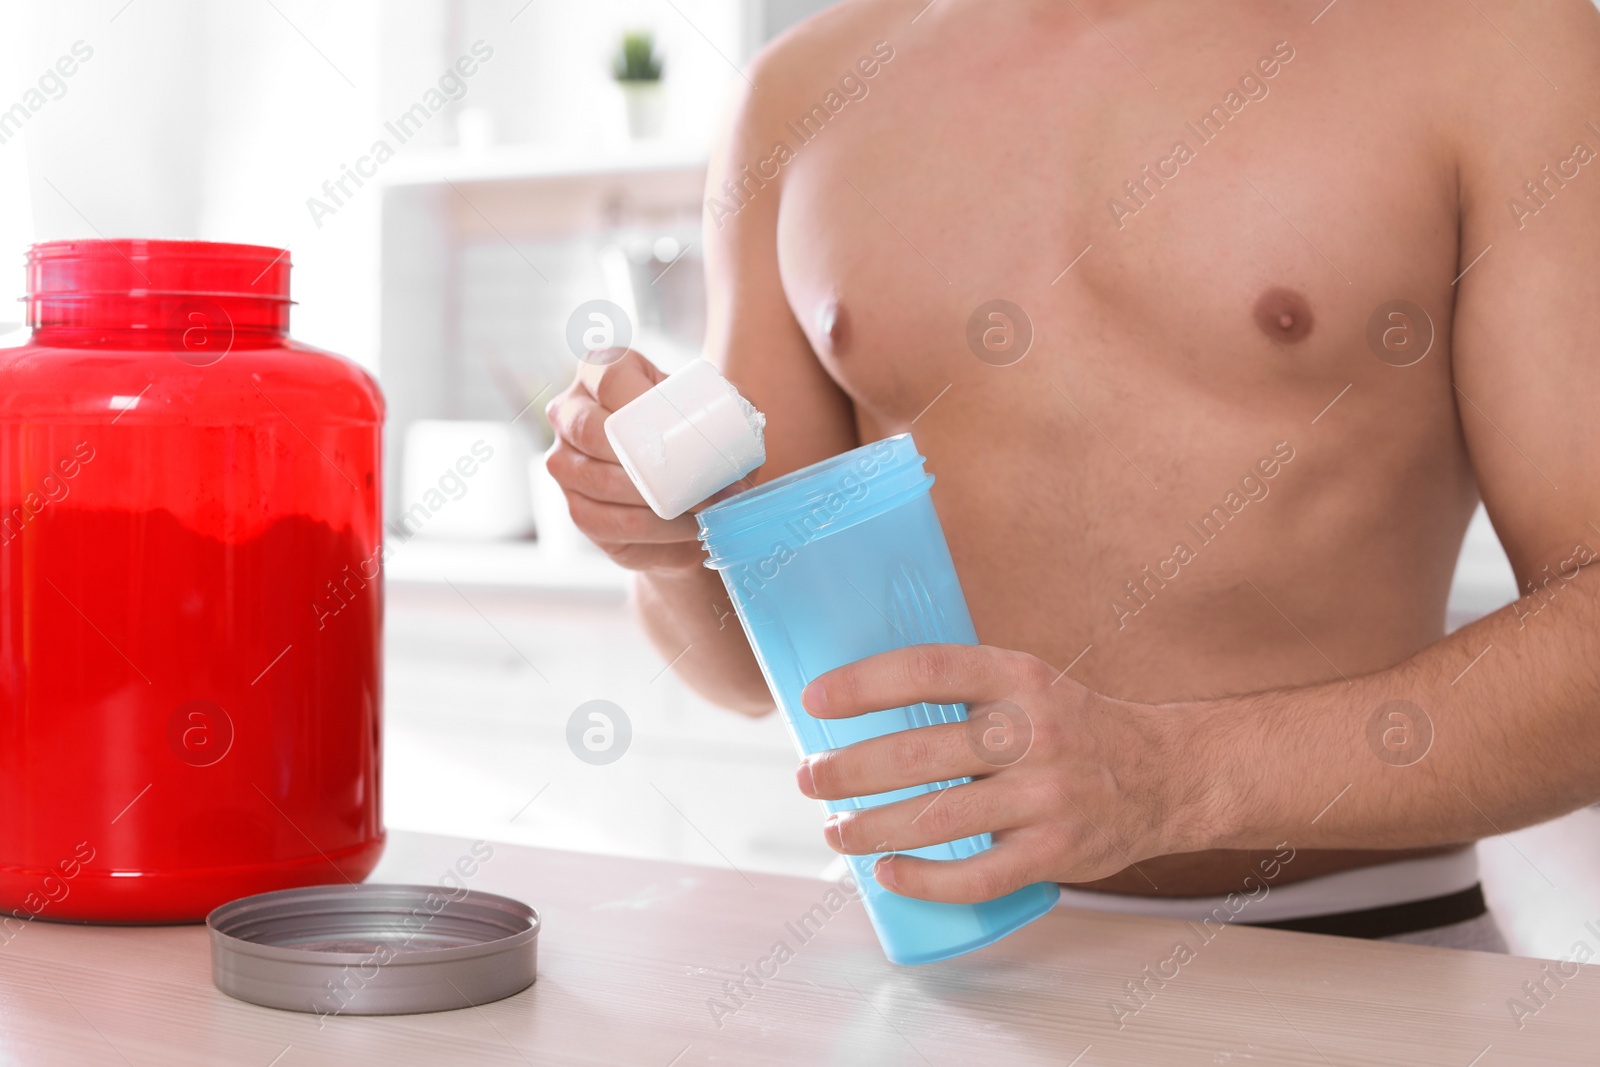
[1,0,1591,960]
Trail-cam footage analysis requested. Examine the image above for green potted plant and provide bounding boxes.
[612,29,665,140]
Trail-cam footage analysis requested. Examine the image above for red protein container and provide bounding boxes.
[0,239,384,923]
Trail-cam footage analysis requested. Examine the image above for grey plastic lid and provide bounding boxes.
[207,884,538,1017]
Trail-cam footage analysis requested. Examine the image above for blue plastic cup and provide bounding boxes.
[696,433,1059,964]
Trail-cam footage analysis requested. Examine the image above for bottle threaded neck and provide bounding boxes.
[26,239,292,341]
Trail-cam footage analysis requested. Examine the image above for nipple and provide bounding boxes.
[1253,287,1313,344]
[815,298,850,354]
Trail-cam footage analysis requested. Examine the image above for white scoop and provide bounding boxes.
[603,359,767,520]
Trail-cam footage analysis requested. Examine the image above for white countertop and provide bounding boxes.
[2,830,1596,1065]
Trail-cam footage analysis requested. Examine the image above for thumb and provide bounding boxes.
[578,348,668,412]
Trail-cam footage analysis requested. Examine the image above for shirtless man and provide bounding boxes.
[547,0,1600,950]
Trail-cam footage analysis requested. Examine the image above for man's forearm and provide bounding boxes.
[634,566,774,715]
[1189,558,1600,853]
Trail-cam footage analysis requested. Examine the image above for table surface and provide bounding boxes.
[2,830,1597,1066]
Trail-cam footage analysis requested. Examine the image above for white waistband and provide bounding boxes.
[1054,847,1479,925]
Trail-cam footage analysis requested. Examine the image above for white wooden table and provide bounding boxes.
[2,830,1595,1065]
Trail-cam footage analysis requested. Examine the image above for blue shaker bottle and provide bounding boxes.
[696,433,1059,964]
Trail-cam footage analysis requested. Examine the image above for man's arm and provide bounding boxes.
[545,26,858,714]
[638,28,863,712]
[786,0,1600,903]
[1208,0,1600,851]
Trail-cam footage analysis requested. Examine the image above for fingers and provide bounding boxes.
[801,644,1049,718]
[544,444,647,506]
[543,352,710,570]
[798,721,989,801]
[875,826,1054,905]
[564,490,700,544]
[545,435,703,567]
[546,351,663,462]
[821,779,1034,857]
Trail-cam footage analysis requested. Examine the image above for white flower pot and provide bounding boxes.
[620,81,666,140]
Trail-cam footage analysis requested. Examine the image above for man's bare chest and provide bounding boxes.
[770,13,1462,432]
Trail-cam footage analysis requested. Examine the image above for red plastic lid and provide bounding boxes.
[26,239,292,337]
